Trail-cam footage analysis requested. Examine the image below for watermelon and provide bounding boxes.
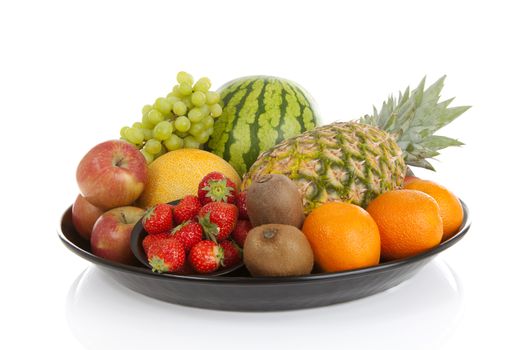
[206,76,319,176]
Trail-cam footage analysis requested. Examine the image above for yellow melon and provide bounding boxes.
[138,149,241,208]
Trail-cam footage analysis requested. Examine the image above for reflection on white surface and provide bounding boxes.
[66,258,463,350]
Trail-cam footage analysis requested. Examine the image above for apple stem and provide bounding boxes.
[120,212,128,224]
[114,157,124,167]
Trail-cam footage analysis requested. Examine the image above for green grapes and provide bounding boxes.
[172,101,187,116]
[188,108,204,123]
[156,145,167,158]
[166,96,180,106]
[155,98,172,115]
[191,91,206,107]
[210,103,222,117]
[125,127,144,144]
[147,109,164,125]
[206,91,220,105]
[183,136,201,149]
[153,121,173,141]
[194,77,211,92]
[179,82,193,96]
[172,85,182,98]
[175,130,189,138]
[202,115,214,128]
[174,116,191,132]
[142,105,153,116]
[141,114,154,129]
[164,134,184,151]
[120,71,223,163]
[189,122,205,136]
[194,131,210,144]
[143,128,153,140]
[182,96,194,109]
[120,126,129,138]
[199,104,210,117]
[144,139,162,154]
[177,71,193,85]
[140,149,155,164]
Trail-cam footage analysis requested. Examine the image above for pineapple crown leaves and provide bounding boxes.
[359,76,470,170]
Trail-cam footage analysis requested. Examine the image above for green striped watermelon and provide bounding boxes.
[206,76,319,176]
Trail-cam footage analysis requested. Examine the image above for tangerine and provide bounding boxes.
[301,202,380,273]
[366,190,443,261]
[403,175,419,186]
[404,179,464,240]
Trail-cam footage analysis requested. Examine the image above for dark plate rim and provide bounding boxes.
[58,199,470,285]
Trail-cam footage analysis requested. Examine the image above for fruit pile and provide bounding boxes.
[71,73,469,277]
[140,172,249,274]
[120,71,223,163]
[301,178,464,273]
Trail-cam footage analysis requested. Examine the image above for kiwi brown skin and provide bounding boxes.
[246,174,305,228]
[243,224,314,277]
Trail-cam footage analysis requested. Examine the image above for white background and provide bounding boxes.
[1,0,523,349]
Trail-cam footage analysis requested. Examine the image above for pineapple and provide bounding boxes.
[242,76,470,213]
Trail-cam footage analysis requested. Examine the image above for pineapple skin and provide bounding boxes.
[242,122,406,214]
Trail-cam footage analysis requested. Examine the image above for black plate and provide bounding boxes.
[58,201,470,311]
[129,200,243,276]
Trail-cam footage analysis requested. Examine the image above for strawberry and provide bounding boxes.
[142,232,173,254]
[231,219,252,248]
[147,238,185,273]
[235,191,249,219]
[198,172,237,205]
[189,240,223,274]
[171,220,203,252]
[177,260,196,275]
[172,195,201,224]
[198,202,238,242]
[220,240,242,268]
[142,203,173,235]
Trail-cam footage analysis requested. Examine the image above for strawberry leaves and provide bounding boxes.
[198,212,220,243]
[202,178,235,203]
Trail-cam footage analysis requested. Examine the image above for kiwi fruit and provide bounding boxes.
[246,174,305,228]
[243,224,314,277]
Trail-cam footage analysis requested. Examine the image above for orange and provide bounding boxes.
[138,149,241,208]
[403,175,419,186]
[366,190,443,261]
[404,179,464,240]
[301,202,380,273]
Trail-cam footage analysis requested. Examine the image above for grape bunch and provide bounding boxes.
[120,71,223,163]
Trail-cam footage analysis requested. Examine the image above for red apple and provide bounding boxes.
[76,140,148,210]
[72,194,104,240]
[90,206,145,264]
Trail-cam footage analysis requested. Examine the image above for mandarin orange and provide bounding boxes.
[404,179,464,240]
[366,190,443,261]
[301,202,380,272]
